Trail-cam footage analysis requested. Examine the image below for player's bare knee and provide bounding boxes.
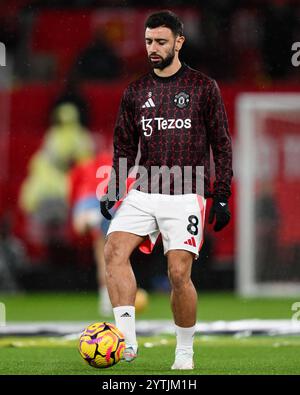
[104,239,126,266]
[168,253,193,290]
[168,266,190,290]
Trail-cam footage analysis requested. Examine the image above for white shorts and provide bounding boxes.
[107,189,206,259]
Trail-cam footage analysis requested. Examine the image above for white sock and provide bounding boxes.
[113,306,137,351]
[175,324,196,353]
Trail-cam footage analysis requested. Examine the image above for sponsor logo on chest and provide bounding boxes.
[141,116,191,137]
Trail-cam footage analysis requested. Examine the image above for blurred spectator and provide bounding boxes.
[18,103,95,259]
[68,151,113,315]
[0,214,28,293]
[53,79,90,127]
[71,28,122,81]
[43,102,94,171]
[68,152,136,315]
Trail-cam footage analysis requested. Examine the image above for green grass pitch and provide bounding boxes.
[0,291,297,321]
[1,336,300,375]
[0,292,300,375]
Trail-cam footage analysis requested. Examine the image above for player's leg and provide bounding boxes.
[168,250,196,327]
[104,231,146,360]
[104,189,159,361]
[156,194,206,369]
[167,249,196,370]
[104,231,145,306]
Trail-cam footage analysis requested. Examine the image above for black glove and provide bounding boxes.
[100,194,116,220]
[208,196,231,232]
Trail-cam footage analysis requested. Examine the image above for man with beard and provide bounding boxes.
[100,10,233,370]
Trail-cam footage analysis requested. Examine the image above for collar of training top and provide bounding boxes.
[151,62,187,83]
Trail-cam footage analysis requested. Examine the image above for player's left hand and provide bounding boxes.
[100,194,116,220]
[208,196,231,232]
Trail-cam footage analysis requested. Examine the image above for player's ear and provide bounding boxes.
[175,35,185,52]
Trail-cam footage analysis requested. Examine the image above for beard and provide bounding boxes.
[148,46,176,70]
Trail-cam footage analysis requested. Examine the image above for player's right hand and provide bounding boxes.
[100,195,116,220]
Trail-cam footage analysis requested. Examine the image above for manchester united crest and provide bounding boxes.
[174,92,190,109]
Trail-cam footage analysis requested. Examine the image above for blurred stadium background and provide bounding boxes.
[0,0,300,375]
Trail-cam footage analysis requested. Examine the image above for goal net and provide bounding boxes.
[236,93,300,296]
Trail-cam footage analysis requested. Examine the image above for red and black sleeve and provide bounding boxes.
[108,85,139,199]
[204,79,233,199]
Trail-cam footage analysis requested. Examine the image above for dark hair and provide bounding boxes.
[145,10,184,37]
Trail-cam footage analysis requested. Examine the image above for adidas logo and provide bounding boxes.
[184,237,196,247]
[142,97,155,108]
[220,202,226,207]
[121,312,131,317]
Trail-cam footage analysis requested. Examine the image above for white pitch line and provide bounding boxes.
[0,319,300,336]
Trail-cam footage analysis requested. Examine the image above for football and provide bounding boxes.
[79,322,125,368]
[135,288,149,314]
